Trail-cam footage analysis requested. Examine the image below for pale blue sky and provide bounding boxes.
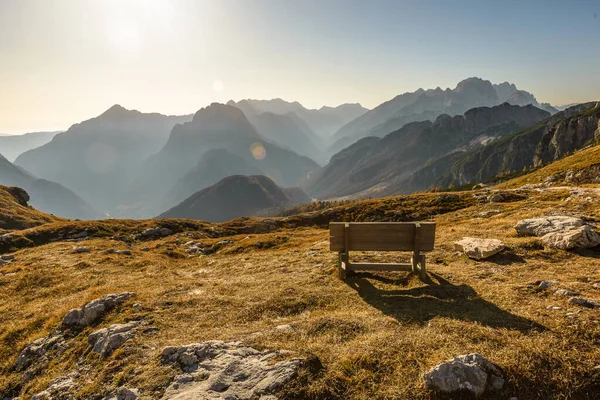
[0,0,599,133]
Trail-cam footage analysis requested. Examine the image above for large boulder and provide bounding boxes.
[515,216,584,237]
[62,292,135,328]
[160,341,317,399]
[423,353,504,397]
[454,238,505,260]
[541,225,600,250]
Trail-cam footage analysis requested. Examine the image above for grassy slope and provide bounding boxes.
[1,187,600,398]
[0,185,60,231]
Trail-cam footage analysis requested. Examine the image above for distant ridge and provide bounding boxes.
[158,175,311,222]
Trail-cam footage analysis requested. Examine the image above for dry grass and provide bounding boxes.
[1,186,600,399]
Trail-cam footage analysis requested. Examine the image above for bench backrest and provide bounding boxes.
[329,222,436,252]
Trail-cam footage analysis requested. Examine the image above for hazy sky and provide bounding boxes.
[1,0,599,133]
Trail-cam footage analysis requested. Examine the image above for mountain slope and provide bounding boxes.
[406,102,600,191]
[247,112,325,163]
[0,131,60,162]
[130,103,319,217]
[15,105,191,213]
[331,78,556,152]
[158,175,311,222]
[0,153,100,219]
[162,149,264,211]
[306,103,550,199]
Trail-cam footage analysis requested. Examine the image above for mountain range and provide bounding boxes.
[4,77,594,223]
[330,78,559,153]
[305,102,551,199]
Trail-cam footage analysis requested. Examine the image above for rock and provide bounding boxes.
[423,353,504,397]
[160,341,313,399]
[140,227,173,239]
[140,247,149,252]
[537,280,559,290]
[104,249,131,255]
[1,254,16,261]
[275,324,293,331]
[116,387,139,400]
[62,292,135,328]
[88,321,143,356]
[68,231,89,239]
[515,216,585,237]
[184,241,195,246]
[454,238,505,260]
[593,283,600,289]
[186,246,199,254]
[13,333,66,372]
[73,247,90,253]
[568,297,600,308]
[541,225,600,250]
[553,288,580,297]
[30,371,78,400]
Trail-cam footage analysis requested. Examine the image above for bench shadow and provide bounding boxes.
[346,272,546,333]
[485,251,526,265]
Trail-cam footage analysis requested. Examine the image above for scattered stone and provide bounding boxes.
[537,281,559,290]
[593,283,600,289]
[186,246,199,254]
[275,324,294,331]
[140,247,149,252]
[423,353,504,397]
[68,231,89,240]
[547,306,563,310]
[553,288,580,297]
[62,292,135,328]
[104,249,132,255]
[568,297,600,308]
[160,341,314,399]
[88,321,143,356]
[217,240,235,246]
[541,225,600,250]
[184,241,195,246]
[14,333,66,372]
[140,227,173,239]
[515,216,585,237]
[30,371,78,400]
[454,238,505,260]
[1,254,16,261]
[73,247,90,253]
[304,250,319,256]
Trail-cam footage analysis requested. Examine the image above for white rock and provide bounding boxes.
[62,292,135,327]
[454,238,505,260]
[553,288,580,297]
[515,216,585,237]
[423,353,504,397]
[88,321,142,356]
[73,247,90,253]
[1,254,16,261]
[538,281,559,290]
[275,324,294,331]
[541,225,600,250]
[160,341,312,399]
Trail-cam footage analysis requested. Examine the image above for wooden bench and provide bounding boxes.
[330,222,436,280]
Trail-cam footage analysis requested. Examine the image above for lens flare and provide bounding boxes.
[250,142,266,160]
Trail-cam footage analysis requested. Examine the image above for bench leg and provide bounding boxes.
[419,253,427,280]
[411,250,419,275]
[338,252,348,280]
